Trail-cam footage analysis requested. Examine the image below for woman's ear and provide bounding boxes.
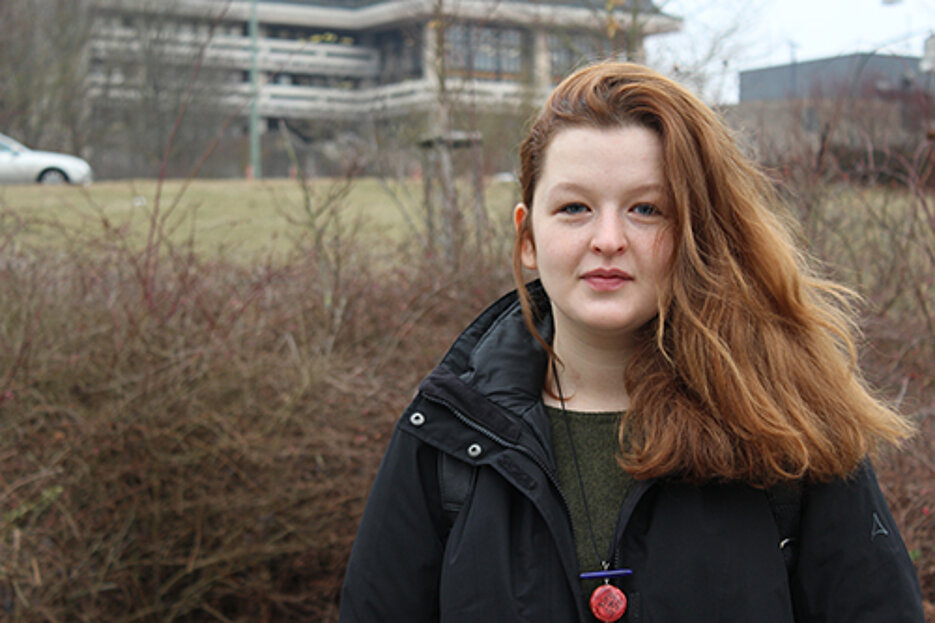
[513,203,537,270]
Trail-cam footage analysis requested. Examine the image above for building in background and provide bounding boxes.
[88,0,681,127]
[738,53,931,103]
[727,49,935,163]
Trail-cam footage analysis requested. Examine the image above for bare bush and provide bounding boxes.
[0,187,512,621]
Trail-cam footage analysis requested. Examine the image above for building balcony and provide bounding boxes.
[87,75,538,119]
[94,0,680,36]
[91,29,380,79]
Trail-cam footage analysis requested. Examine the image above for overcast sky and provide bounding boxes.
[645,0,935,101]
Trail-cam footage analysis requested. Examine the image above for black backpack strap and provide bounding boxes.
[437,451,477,539]
[766,481,803,575]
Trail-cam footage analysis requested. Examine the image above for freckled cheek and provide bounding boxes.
[534,229,587,268]
[537,247,576,278]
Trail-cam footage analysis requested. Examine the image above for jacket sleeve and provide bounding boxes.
[791,460,925,622]
[339,421,445,623]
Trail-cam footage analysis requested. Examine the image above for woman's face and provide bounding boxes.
[515,124,674,346]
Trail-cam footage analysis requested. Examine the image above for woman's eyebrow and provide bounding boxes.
[545,181,665,197]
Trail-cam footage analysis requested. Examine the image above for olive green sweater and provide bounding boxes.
[546,406,633,584]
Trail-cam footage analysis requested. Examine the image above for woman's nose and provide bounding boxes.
[590,214,628,255]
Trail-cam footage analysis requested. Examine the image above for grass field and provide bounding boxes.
[0,177,520,259]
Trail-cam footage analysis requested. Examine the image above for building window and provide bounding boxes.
[549,32,611,82]
[377,27,422,84]
[500,29,522,75]
[445,23,526,82]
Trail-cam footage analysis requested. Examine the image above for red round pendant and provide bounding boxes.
[590,584,627,622]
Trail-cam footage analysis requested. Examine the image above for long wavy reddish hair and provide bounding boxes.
[514,62,914,485]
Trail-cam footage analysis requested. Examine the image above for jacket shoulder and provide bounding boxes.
[792,461,925,622]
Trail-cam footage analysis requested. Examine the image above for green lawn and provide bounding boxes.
[0,176,520,259]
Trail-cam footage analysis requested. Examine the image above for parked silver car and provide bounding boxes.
[0,132,93,185]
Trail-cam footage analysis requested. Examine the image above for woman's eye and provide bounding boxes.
[559,202,589,215]
[632,203,659,216]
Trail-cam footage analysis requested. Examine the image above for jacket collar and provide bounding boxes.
[445,281,548,399]
[421,280,554,446]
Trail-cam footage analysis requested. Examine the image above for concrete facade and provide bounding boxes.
[88,0,681,124]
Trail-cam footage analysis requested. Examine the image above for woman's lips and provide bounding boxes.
[581,269,633,291]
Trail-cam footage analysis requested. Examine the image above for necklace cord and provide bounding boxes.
[552,360,605,569]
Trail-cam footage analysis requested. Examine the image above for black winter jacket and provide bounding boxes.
[340,284,924,622]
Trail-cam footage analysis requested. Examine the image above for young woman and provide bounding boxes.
[339,62,925,622]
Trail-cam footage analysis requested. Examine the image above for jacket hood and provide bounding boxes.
[430,280,553,422]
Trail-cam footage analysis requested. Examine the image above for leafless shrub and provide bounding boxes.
[0,186,512,621]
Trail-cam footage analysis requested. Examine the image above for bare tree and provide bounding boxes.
[0,0,96,153]
[0,0,238,178]
[89,0,234,178]
[426,0,465,265]
[645,0,756,103]
[372,0,532,269]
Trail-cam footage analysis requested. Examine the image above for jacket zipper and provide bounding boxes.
[423,390,628,619]
[608,478,655,575]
